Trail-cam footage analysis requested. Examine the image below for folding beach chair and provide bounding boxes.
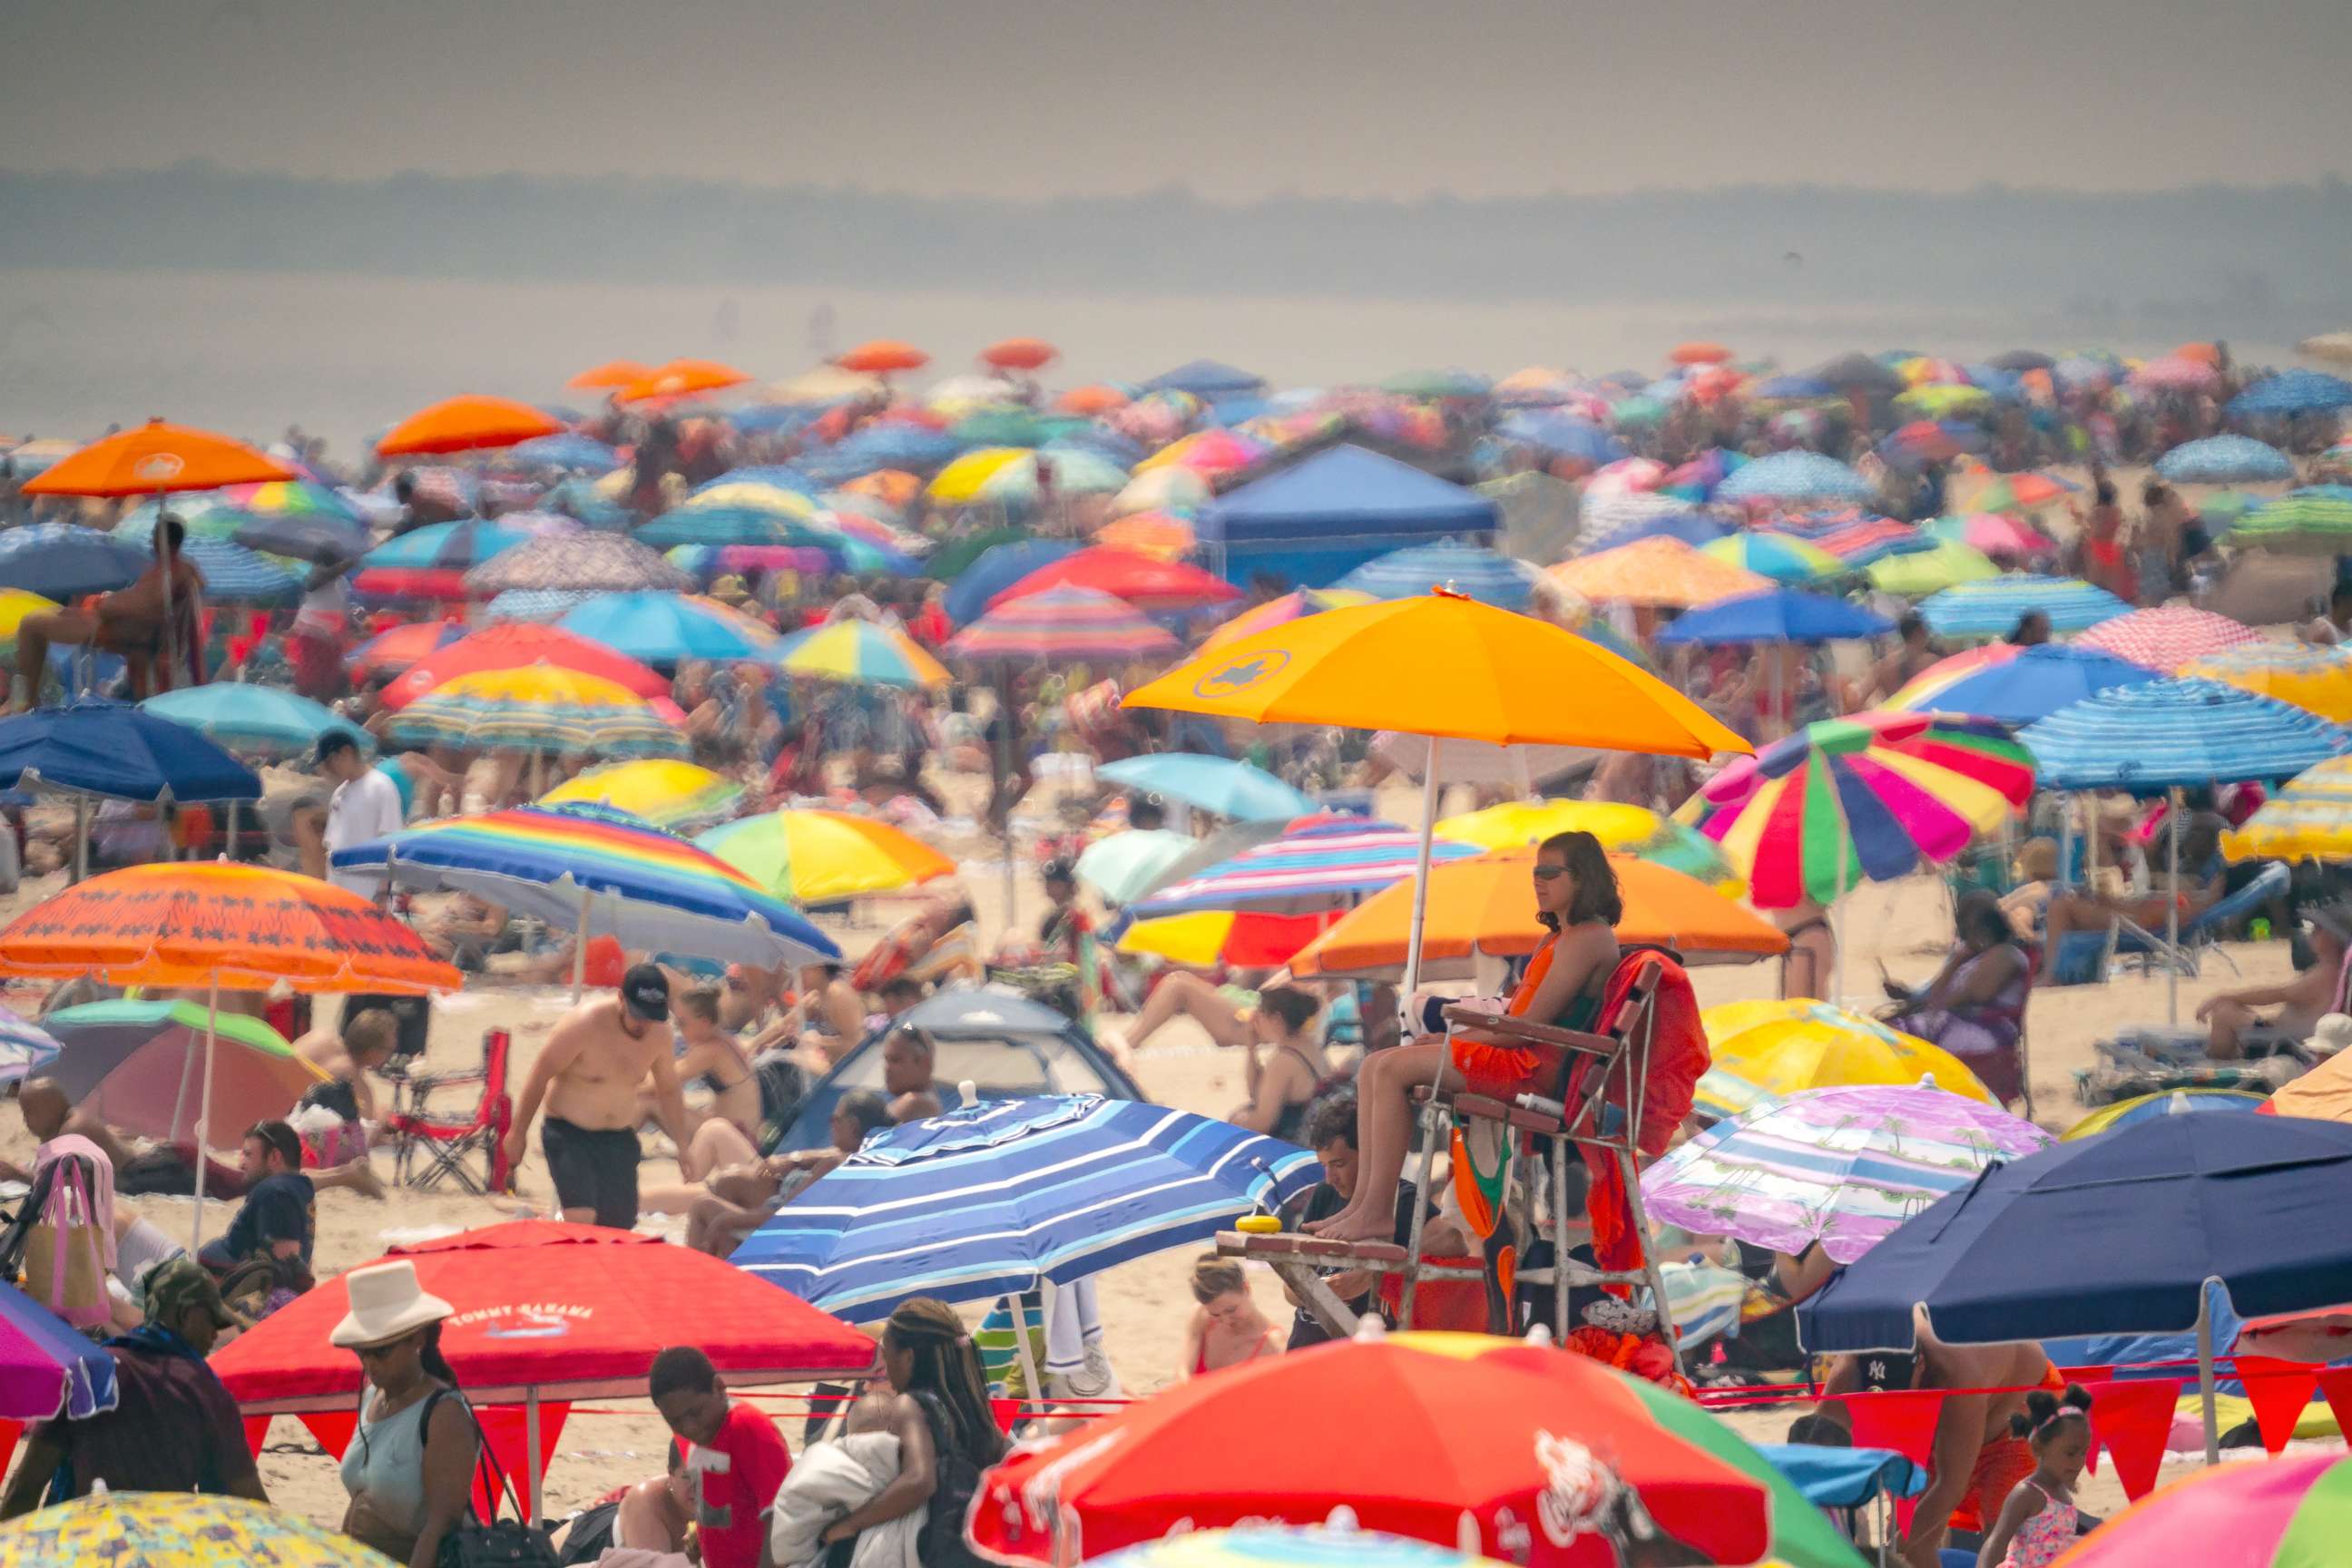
[2104,862,2291,982]
[382,1028,515,1196]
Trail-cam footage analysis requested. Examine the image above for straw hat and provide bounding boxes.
[329,1259,456,1348]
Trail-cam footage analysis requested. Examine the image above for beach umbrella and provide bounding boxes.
[0,1267,118,1421]
[1055,382,1132,416]
[1986,349,2054,373]
[0,1493,397,1567]
[977,447,1133,508]
[1717,451,1877,506]
[378,622,669,709]
[1863,538,2002,596]
[695,808,954,903]
[385,666,687,758]
[41,999,327,1147]
[337,805,838,970]
[617,358,750,403]
[1548,536,1774,607]
[140,685,368,762]
[1128,814,1483,919]
[1337,539,1540,609]
[1696,1000,1998,1121]
[1136,428,1268,478]
[567,358,653,389]
[926,446,1030,505]
[355,519,533,599]
[114,500,250,548]
[966,1331,1773,1568]
[1886,642,2161,725]
[980,337,1059,371]
[2190,489,2266,532]
[465,532,694,596]
[991,547,1242,614]
[171,536,307,605]
[1877,416,1986,466]
[1965,471,2076,513]
[1136,358,1265,399]
[2230,368,2352,417]
[1922,511,2058,561]
[945,586,1178,663]
[1087,1527,1520,1568]
[636,498,825,550]
[537,759,744,830]
[2017,679,2350,792]
[2230,485,2352,554]
[2049,1452,2352,1567]
[2264,1053,2352,1124]
[0,590,54,652]
[2075,605,2264,672]
[2133,355,2220,392]
[1671,340,1733,365]
[1676,711,2034,909]
[0,1003,60,1087]
[0,523,149,598]
[20,418,294,499]
[1095,753,1316,821]
[347,617,465,677]
[2182,644,2352,723]
[2298,334,2352,363]
[1199,589,1376,654]
[1653,589,1893,647]
[1110,464,1212,515]
[2220,796,2352,863]
[377,394,563,458]
[228,508,369,565]
[0,697,260,813]
[768,619,949,690]
[2062,1089,2267,1141]
[834,339,929,374]
[553,591,778,665]
[1093,509,1196,560]
[1494,410,1628,468]
[1699,534,1846,584]
[1288,850,1786,982]
[1642,1082,2051,1263]
[2156,434,2296,485]
[939,538,1075,622]
[1432,799,1742,890]
[1915,575,2129,638]
[1574,505,1730,554]
[1073,828,1200,905]
[1751,374,1838,400]
[1889,386,1993,421]
[738,1095,1319,1320]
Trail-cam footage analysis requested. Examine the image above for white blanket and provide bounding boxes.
[765,1433,922,1568]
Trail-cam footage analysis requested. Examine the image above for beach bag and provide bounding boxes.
[426,1390,561,1568]
[8,1139,115,1328]
[552,1500,619,1566]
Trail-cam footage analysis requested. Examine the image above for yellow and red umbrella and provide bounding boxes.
[22,418,295,497]
[377,395,564,458]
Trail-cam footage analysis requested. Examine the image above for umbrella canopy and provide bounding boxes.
[1676,712,2034,908]
[1696,1000,1998,1121]
[347,618,465,677]
[0,862,456,993]
[42,1000,327,1147]
[230,507,369,565]
[1072,828,1201,906]
[554,591,779,665]
[20,418,296,497]
[0,1493,392,1566]
[940,537,1073,622]
[2155,435,2296,485]
[2230,368,2352,416]
[214,1221,871,1410]
[338,805,838,968]
[945,586,1178,664]
[0,590,54,651]
[1199,589,1376,654]
[736,1096,1320,1321]
[465,533,694,596]
[1552,536,1775,607]
[768,619,949,690]
[980,337,1058,370]
[139,685,368,762]
[568,358,654,389]
[2181,644,2352,723]
[1431,799,1741,889]
[1654,589,1893,646]
[1336,540,1541,609]
[1798,1113,2352,1352]
[0,1274,117,1421]
[537,759,744,830]
[2063,1088,2267,1140]
[1887,642,2163,725]
[2231,486,2352,554]
[1129,815,1483,919]
[378,622,669,709]
[1095,754,1316,821]
[1863,540,2001,596]
[2074,605,2264,672]
[0,1003,59,1087]
[1700,534,1847,585]
[695,808,953,902]
[991,547,1241,614]
[0,524,149,598]
[2048,1452,2352,1567]
[618,358,750,403]
[376,395,564,458]
[1642,1083,2052,1265]
[1922,512,2058,562]
[1717,451,1877,506]
[359,517,532,574]
[0,697,261,804]
[2017,678,2350,792]
[386,666,686,758]
[1916,575,2130,638]
[968,1332,1773,1568]
[834,339,930,374]
[1289,850,1786,981]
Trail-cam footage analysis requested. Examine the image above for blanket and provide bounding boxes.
[766,1433,921,1568]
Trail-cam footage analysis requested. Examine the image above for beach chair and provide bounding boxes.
[2102,862,2290,983]
[381,1027,515,1196]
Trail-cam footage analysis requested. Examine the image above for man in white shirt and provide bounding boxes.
[316,730,404,891]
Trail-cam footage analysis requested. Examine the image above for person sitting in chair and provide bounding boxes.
[8,514,204,710]
[1883,893,2034,1104]
[2197,908,2350,1060]
[2035,819,2229,985]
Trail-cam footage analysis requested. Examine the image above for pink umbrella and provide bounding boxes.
[1585,456,1669,496]
[2076,605,2265,672]
[1939,512,2059,561]
[2133,355,2221,392]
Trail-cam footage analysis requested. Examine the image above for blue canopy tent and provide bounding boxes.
[1136,358,1268,399]
[1199,445,1500,589]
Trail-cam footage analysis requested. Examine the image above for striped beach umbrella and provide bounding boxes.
[2047,1452,2352,1565]
[2019,679,2351,792]
[695,808,954,903]
[2074,605,2264,672]
[0,526,147,604]
[769,619,949,690]
[2155,435,2296,485]
[0,1003,60,1088]
[385,666,686,758]
[2230,485,2352,554]
[944,586,1177,663]
[734,1095,1319,1321]
[538,760,745,830]
[2182,644,2352,723]
[1700,533,1846,584]
[1915,575,2129,638]
[1760,512,1931,567]
[1716,451,1877,505]
[1864,539,2002,596]
[1337,539,1541,608]
[1126,813,1481,918]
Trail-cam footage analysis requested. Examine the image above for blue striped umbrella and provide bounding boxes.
[0,1003,60,1087]
[1336,539,1539,609]
[173,537,301,605]
[1715,451,1877,505]
[2019,678,2352,792]
[2155,435,2295,485]
[735,1095,1320,1321]
[1916,575,2130,638]
[1128,814,1481,918]
[507,432,621,471]
[2229,369,2352,416]
[1494,410,1628,468]
[0,524,148,598]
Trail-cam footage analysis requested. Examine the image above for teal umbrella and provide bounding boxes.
[140,686,370,763]
[1073,828,1200,906]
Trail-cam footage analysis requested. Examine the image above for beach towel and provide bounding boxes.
[765,1433,921,1568]
[1564,950,1708,1281]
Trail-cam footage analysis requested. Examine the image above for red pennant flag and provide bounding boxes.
[1841,1388,1948,1465]
[2318,1367,2352,1442]
[299,1408,358,1461]
[0,1419,19,1479]
[475,1401,571,1521]
[2236,1357,2320,1455]
[240,1415,270,1459]
[2080,1378,2181,1501]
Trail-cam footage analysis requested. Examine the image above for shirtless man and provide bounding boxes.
[503,965,690,1230]
[879,1027,945,1123]
[750,962,866,1073]
[2197,909,2348,1059]
[664,1090,893,1258]
[4,1077,380,1199]
[9,514,204,710]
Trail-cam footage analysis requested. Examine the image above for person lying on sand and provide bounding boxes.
[642,1092,893,1259]
[3,1077,382,1200]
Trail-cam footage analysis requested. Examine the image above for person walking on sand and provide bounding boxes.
[504,965,691,1230]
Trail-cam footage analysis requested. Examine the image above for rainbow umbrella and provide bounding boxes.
[1126,814,1481,918]
[2048,1451,2352,1565]
[537,759,744,829]
[1701,533,1847,584]
[944,585,1177,664]
[769,619,949,689]
[332,804,838,968]
[2184,644,2352,723]
[1965,471,2077,513]
[1695,1000,1999,1120]
[1761,512,1929,567]
[2063,1088,2267,1140]
[695,808,954,903]
[1923,512,2058,561]
[1435,798,1741,892]
[1675,711,2034,908]
[385,666,686,758]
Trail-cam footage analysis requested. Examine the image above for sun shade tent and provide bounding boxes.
[1197,445,1500,589]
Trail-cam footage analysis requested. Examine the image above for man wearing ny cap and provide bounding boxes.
[504,963,688,1230]
[0,1258,268,1516]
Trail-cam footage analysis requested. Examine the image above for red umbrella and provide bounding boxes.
[378,623,671,710]
[972,1333,1771,1567]
[347,618,466,678]
[1670,340,1733,366]
[835,339,930,374]
[980,338,1059,371]
[989,546,1242,613]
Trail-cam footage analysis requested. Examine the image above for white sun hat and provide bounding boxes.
[328,1259,456,1348]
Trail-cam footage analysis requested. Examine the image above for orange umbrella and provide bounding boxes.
[1289,849,1787,980]
[979,338,1058,371]
[566,359,654,390]
[619,358,751,403]
[841,469,923,510]
[377,395,564,458]
[834,339,929,374]
[1671,340,1733,366]
[21,418,296,498]
[2174,341,2223,367]
[1054,383,1131,416]
[1549,536,1774,608]
[1093,509,1196,560]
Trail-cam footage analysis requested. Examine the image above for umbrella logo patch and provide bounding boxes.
[452,1302,591,1339]
[133,454,186,482]
[1193,648,1289,699]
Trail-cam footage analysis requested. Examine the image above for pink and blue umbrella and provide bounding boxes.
[1128,813,1481,917]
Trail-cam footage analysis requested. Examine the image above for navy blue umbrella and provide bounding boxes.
[1494,410,1629,468]
[1654,589,1893,646]
[0,524,148,598]
[0,698,260,803]
[942,538,1079,626]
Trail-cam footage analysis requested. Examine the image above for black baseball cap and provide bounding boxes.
[621,963,671,1023]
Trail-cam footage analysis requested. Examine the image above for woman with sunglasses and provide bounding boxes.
[330,1260,480,1568]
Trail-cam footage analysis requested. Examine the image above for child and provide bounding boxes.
[1976,1385,2093,1568]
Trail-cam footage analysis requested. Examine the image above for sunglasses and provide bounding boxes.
[352,1337,413,1363]
[1531,865,1569,881]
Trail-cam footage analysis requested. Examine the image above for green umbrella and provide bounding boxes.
[1073,828,1198,906]
[2230,488,2352,554]
[1618,1374,1871,1568]
[950,409,1052,448]
[1867,539,2001,596]
[926,525,1031,581]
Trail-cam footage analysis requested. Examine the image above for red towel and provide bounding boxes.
[1569,950,1709,1279]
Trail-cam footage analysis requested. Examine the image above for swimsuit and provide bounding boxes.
[1999,1479,2079,1568]
[541,1117,641,1230]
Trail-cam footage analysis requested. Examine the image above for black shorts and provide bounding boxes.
[542,1117,641,1229]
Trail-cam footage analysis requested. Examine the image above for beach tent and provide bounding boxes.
[770,985,1144,1152]
[1198,444,1500,589]
[1135,358,1267,399]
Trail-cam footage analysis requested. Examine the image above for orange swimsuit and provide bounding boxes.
[1450,936,1556,1099]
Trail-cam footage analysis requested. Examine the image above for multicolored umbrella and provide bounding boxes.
[465,531,694,596]
[978,447,1133,508]
[1916,574,2129,638]
[2221,485,2352,554]
[1700,533,1846,584]
[695,808,954,902]
[944,585,1178,663]
[538,759,744,829]
[347,617,466,677]
[1759,511,1928,566]
[2062,1088,2267,1141]
[2043,1450,2352,1565]
[0,590,58,656]
[335,805,838,968]
[1642,1082,2051,1263]
[42,1000,328,1147]
[1676,712,2034,908]
[141,684,369,762]
[357,519,533,600]
[769,618,949,689]
[0,1492,394,1567]
[2182,644,2352,723]
[377,622,669,709]
[991,546,1241,614]
[1964,471,2077,513]
[0,1268,118,1421]
[2155,434,2296,485]
[2017,679,2350,792]
[1864,539,2001,596]
[1548,536,1775,607]
[1695,1000,1999,1121]
[0,1003,59,1087]
[2221,797,2352,862]
[1922,511,2058,561]
[2075,605,2265,672]
[1127,814,1481,917]
[553,591,779,664]
[1435,798,1741,890]
[1887,642,2161,725]
[386,666,687,758]
[1716,450,1877,505]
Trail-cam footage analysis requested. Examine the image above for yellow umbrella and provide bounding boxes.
[0,1491,396,1566]
[1549,537,1775,607]
[2266,1050,2352,1124]
[2184,644,2352,724]
[0,589,58,648]
[1434,799,1742,894]
[684,480,821,523]
[1695,999,1996,1120]
[927,446,1029,505]
[1866,540,2001,596]
[695,808,954,902]
[1117,911,1243,965]
[539,760,745,828]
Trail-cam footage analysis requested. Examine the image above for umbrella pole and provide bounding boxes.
[1011,1291,1046,1436]
[73,796,89,885]
[572,886,593,1002]
[525,1387,544,1522]
[2167,788,2182,1026]
[224,799,238,865]
[1401,742,1441,1004]
[191,972,219,1252]
[2197,1281,2220,1466]
[168,1013,201,1145]
[997,672,1015,942]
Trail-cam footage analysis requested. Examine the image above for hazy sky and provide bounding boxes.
[7,0,2350,201]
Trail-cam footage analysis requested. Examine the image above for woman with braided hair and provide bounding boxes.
[813,1298,1006,1568]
